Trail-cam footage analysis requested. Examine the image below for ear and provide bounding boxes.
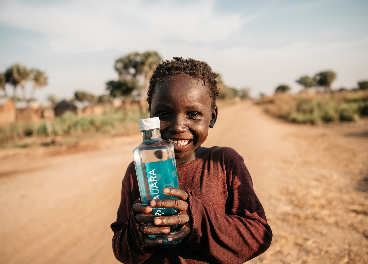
[209,106,218,128]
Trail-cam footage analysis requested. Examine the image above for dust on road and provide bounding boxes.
[0,102,367,263]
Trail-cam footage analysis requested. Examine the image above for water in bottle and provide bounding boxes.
[133,117,182,244]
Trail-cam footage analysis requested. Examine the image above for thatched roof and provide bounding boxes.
[54,100,77,110]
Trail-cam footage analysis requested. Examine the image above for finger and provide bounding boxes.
[166,224,191,242]
[154,213,190,226]
[139,225,170,235]
[144,236,164,246]
[133,203,152,214]
[135,213,155,224]
[163,188,188,201]
[150,199,188,211]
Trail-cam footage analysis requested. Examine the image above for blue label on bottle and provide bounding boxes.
[145,158,179,216]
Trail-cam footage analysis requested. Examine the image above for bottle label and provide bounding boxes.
[145,158,179,216]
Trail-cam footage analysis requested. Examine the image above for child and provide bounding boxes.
[111,57,272,264]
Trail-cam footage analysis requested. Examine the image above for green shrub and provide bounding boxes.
[260,91,368,124]
[360,103,368,116]
[339,105,359,121]
[1,107,145,147]
[295,97,314,114]
[59,111,78,134]
[37,123,47,136]
[319,100,338,122]
[22,123,34,137]
[51,120,62,136]
[77,117,91,131]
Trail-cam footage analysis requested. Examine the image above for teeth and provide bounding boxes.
[169,139,190,147]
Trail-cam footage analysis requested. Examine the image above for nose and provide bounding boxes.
[168,115,187,134]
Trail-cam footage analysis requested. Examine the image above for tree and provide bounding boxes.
[30,69,48,101]
[314,71,336,92]
[296,76,316,91]
[47,94,58,107]
[106,79,139,113]
[114,51,162,113]
[216,74,229,99]
[97,94,113,103]
[0,72,6,97]
[357,81,368,90]
[5,64,29,101]
[4,64,48,102]
[74,91,97,108]
[216,74,245,100]
[275,85,291,94]
[140,51,162,100]
[238,88,251,100]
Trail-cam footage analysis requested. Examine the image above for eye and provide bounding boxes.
[187,111,202,119]
[155,111,170,116]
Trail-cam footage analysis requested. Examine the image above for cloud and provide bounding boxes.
[1,0,367,100]
[168,36,368,95]
[0,0,246,53]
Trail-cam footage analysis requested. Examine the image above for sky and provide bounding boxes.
[0,0,367,103]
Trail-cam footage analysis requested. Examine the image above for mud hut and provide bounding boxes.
[15,101,43,122]
[54,100,77,117]
[0,98,16,126]
[82,103,105,116]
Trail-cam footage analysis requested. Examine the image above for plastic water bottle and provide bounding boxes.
[133,117,182,244]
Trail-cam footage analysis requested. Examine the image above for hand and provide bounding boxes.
[133,188,191,246]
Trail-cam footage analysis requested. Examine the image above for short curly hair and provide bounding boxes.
[147,57,219,109]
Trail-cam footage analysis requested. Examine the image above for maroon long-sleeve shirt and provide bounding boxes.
[111,146,272,264]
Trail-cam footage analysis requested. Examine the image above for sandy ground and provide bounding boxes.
[0,102,367,264]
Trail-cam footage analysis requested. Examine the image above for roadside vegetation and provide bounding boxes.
[256,69,368,124]
[255,90,368,124]
[0,107,147,148]
[1,51,250,149]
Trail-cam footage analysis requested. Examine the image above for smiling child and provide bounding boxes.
[111,57,272,264]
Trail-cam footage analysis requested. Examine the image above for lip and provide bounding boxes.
[165,138,193,152]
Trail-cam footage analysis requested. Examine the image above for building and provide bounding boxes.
[15,101,44,123]
[54,100,78,117]
[0,98,16,127]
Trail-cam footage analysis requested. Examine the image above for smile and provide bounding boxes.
[167,139,191,147]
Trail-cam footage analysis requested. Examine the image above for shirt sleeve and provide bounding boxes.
[110,162,155,264]
[184,149,272,263]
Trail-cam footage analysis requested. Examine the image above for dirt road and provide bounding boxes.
[0,102,367,263]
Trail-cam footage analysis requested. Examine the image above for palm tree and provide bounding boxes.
[0,72,6,97]
[30,69,48,101]
[5,64,28,101]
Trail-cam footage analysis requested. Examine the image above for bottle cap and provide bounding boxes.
[139,117,160,131]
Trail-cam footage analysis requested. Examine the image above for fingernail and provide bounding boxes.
[164,228,170,234]
[150,200,156,207]
[167,237,173,242]
[158,239,163,244]
[155,219,162,225]
[163,188,169,194]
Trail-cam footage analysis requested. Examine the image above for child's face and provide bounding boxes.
[150,74,217,164]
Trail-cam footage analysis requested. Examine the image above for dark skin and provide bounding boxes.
[133,74,218,246]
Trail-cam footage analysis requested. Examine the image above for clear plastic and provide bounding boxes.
[133,128,182,244]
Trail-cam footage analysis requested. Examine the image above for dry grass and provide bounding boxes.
[0,107,147,148]
[255,90,368,124]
